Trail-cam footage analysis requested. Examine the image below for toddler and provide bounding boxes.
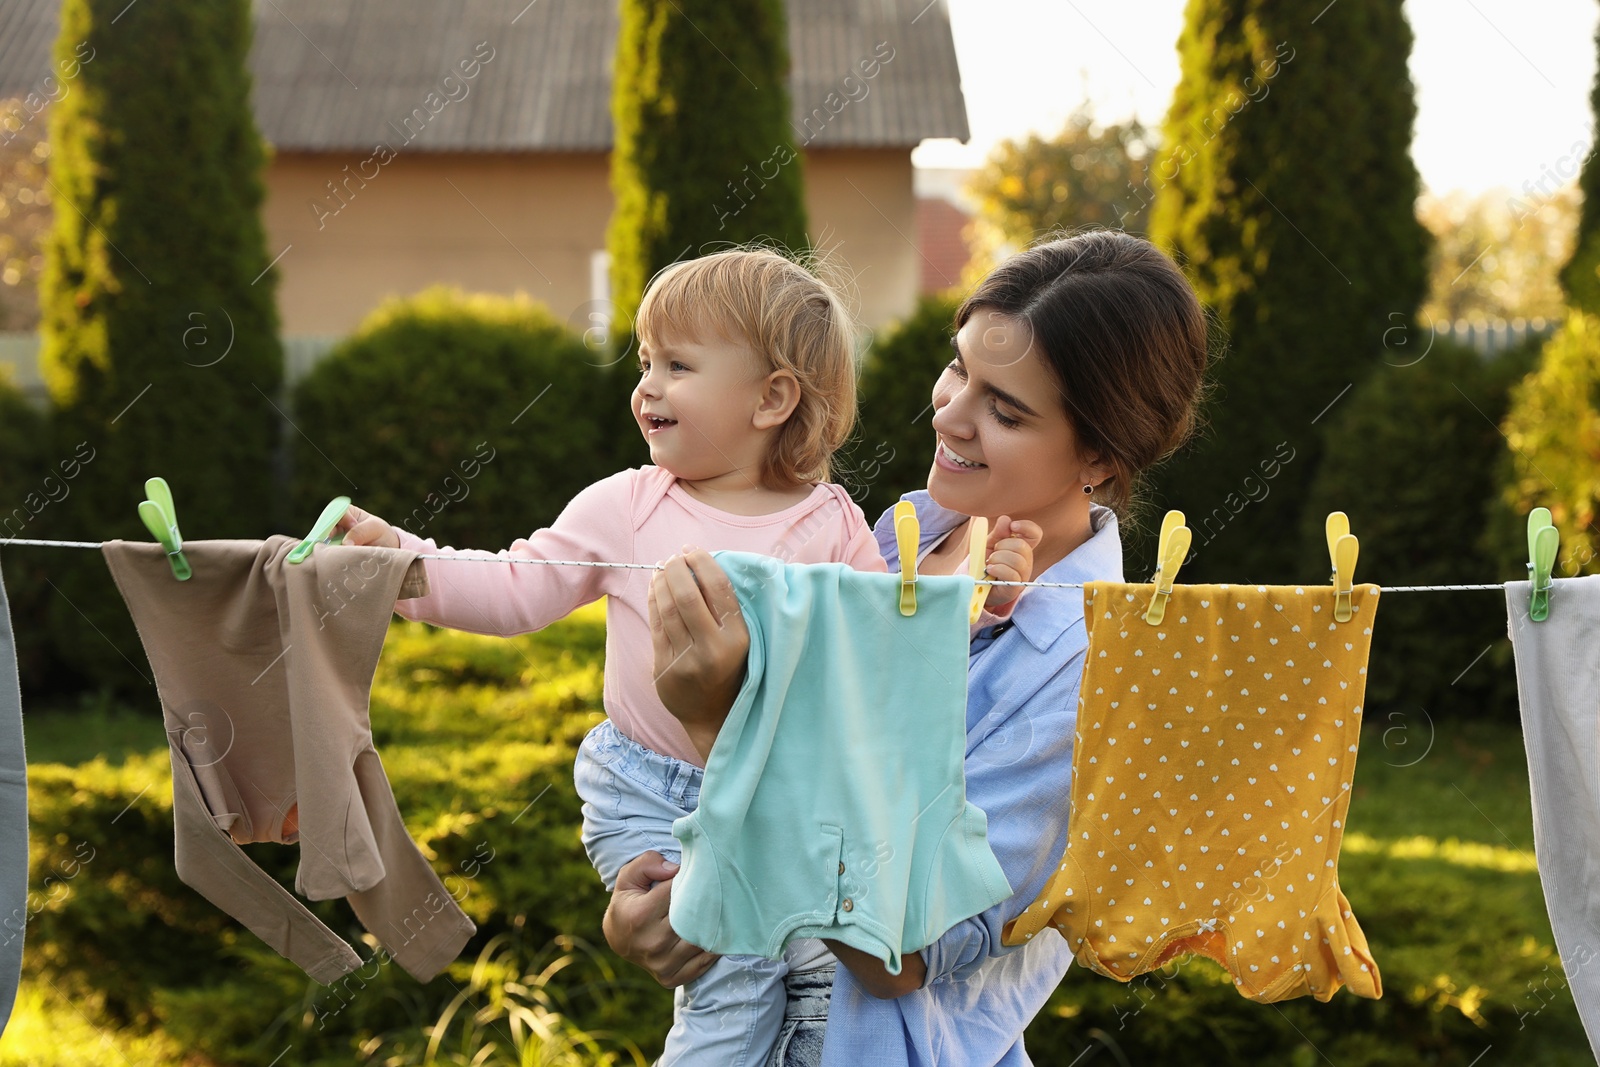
[338,247,1038,1065]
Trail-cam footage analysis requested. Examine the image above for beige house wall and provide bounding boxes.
[802,149,919,333]
[262,151,609,338]
[260,147,918,340]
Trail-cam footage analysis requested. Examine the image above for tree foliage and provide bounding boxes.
[963,107,1152,283]
[1561,14,1600,315]
[1145,0,1429,581]
[36,0,283,695]
[607,0,808,329]
[1501,313,1600,576]
[1420,187,1575,324]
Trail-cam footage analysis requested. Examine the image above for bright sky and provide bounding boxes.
[912,0,1600,198]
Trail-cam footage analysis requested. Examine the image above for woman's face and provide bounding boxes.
[927,308,1103,522]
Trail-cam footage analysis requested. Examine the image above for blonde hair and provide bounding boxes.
[635,246,858,490]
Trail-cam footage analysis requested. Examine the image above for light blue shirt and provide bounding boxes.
[821,491,1125,1067]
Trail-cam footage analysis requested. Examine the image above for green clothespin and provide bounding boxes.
[137,477,192,581]
[287,496,353,564]
[1527,507,1558,622]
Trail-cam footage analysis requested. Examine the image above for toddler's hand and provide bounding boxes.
[982,516,1043,612]
[333,503,400,549]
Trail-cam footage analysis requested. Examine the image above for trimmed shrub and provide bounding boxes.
[0,379,45,512]
[602,328,654,474]
[1301,336,1534,720]
[289,287,629,550]
[0,379,54,685]
[847,294,962,524]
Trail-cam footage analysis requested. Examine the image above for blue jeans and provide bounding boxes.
[575,719,788,1066]
[766,964,834,1067]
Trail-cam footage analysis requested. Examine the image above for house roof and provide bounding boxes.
[0,0,968,152]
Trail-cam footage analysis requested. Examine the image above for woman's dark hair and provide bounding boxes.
[955,229,1214,522]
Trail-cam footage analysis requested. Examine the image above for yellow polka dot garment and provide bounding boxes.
[1002,581,1382,1004]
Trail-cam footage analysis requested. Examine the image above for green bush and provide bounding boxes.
[0,378,54,686]
[290,287,633,550]
[846,294,962,524]
[0,377,45,514]
[25,750,243,1027]
[602,328,655,474]
[1501,313,1600,576]
[1300,336,1534,720]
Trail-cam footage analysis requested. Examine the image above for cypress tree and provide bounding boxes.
[1561,14,1600,313]
[1145,0,1429,581]
[37,0,284,694]
[607,0,809,329]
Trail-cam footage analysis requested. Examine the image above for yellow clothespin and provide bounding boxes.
[894,500,919,616]
[1145,510,1190,625]
[1325,512,1359,623]
[966,516,990,623]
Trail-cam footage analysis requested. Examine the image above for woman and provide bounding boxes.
[603,230,1213,1065]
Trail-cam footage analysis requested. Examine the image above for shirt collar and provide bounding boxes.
[871,492,1126,653]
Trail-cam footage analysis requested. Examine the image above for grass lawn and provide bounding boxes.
[5,608,1592,1065]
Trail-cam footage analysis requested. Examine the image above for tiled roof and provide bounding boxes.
[0,0,968,151]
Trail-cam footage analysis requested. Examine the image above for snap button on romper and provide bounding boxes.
[1003,581,1383,1003]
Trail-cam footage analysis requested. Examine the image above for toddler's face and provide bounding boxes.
[632,330,772,482]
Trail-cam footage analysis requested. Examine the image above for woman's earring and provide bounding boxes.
[1083,483,1094,496]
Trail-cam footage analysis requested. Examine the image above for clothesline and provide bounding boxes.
[0,536,1532,592]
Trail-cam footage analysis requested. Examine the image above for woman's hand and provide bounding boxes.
[333,503,400,549]
[648,548,750,762]
[981,516,1043,613]
[602,851,719,988]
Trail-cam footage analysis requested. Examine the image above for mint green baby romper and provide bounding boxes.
[668,551,1012,974]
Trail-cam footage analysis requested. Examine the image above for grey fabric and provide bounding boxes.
[1507,575,1600,1059]
[0,558,27,1036]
